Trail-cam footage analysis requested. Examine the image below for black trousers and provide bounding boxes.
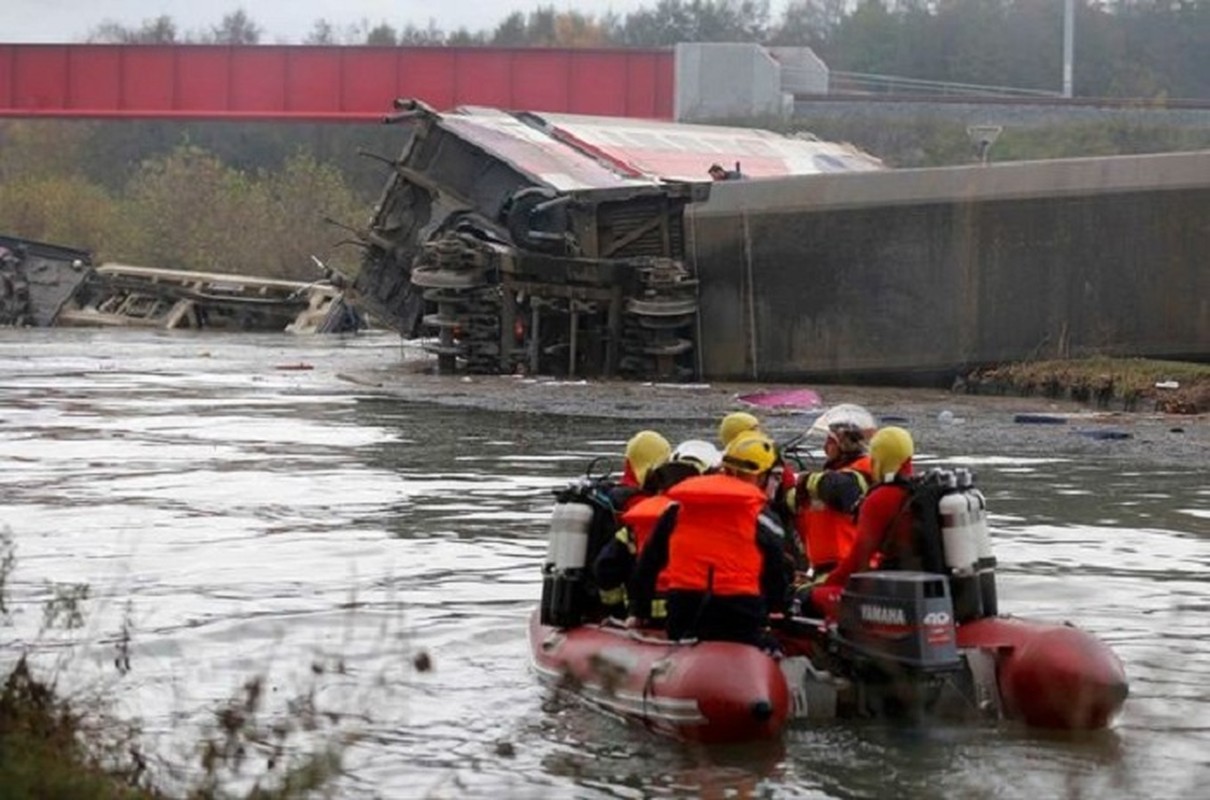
[665,591,767,646]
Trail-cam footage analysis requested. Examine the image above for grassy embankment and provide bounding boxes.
[0,530,346,800]
[1,663,345,799]
[962,357,1210,414]
[1,657,159,799]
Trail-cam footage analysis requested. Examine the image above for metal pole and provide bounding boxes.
[741,206,758,381]
[568,303,578,379]
[1063,0,1075,98]
[529,304,541,376]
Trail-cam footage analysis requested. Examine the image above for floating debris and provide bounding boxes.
[737,388,823,411]
[1013,414,1067,425]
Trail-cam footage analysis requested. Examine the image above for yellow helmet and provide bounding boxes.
[869,426,914,481]
[625,430,671,486]
[721,431,778,476]
[718,411,761,447]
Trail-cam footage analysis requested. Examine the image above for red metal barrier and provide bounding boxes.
[0,44,675,121]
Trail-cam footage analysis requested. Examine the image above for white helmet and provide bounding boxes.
[807,403,878,440]
[671,439,722,472]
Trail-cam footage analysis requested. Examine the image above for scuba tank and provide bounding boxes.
[937,469,983,622]
[539,481,601,628]
[956,468,998,617]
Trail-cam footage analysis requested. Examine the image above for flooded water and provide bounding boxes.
[1,329,1207,799]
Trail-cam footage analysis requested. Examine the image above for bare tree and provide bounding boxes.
[364,23,399,46]
[208,9,262,45]
[305,19,338,45]
[87,15,178,44]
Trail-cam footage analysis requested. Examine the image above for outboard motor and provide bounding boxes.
[956,468,998,616]
[834,571,962,718]
[539,478,616,628]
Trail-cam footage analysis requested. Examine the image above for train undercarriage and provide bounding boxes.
[349,101,708,381]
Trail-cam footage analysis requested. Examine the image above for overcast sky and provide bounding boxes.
[4,1,709,43]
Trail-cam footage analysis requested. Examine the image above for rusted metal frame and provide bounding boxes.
[598,211,668,259]
[529,302,541,375]
[388,163,475,215]
[660,197,673,255]
[606,283,623,377]
[569,304,579,378]
[164,300,197,329]
[97,264,319,290]
[500,253,632,287]
[502,281,616,302]
[577,206,600,257]
[502,254,640,378]
[95,276,305,308]
[499,280,518,373]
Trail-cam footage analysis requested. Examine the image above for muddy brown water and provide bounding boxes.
[1,328,1207,798]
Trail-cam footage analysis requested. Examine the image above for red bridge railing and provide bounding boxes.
[0,44,675,121]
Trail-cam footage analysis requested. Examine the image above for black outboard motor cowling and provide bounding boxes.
[834,571,962,718]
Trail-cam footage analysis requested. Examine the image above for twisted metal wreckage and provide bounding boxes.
[348,100,883,380]
[3,104,882,367]
[0,235,362,334]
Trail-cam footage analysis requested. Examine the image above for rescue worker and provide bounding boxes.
[806,426,916,620]
[611,429,672,510]
[718,411,803,569]
[592,440,721,622]
[789,421,873,579]
[565,430,671,624]
[628,432,789,647]
[708,162,745,181]
[717,411,762,450]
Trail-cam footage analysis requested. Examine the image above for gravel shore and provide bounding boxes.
[350,361,1209,468]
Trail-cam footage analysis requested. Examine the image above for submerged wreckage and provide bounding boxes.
[350,101,883,379]
[0,234,362,334]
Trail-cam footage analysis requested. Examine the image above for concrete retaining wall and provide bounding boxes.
[675,43,796,121]
[686,150,1210,383]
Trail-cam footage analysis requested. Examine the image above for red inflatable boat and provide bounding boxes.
[529,576,1128,744]
[532,471,1128,743]
[529,605,1122,740]
[529,610,791,744]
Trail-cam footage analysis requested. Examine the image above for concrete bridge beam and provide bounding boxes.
[687,150,1210,383]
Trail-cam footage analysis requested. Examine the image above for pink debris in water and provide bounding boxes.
[736,388,823,411]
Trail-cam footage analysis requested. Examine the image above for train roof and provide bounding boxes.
[439,105,884,190]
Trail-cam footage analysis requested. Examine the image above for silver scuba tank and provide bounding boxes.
[938,469,983,622]
[956,468,998,617]
[539,493,596,628]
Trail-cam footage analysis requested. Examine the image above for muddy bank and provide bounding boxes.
[962,357,1210,414]
[350,359,1209,469]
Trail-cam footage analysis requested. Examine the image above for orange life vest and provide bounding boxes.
[621,494,676,593]
[797,454,872,570]
[620,495,671,548]
[661,474,767,597]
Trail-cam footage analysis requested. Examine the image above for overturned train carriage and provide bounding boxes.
[352,101,884,380]
[353,101,708,380]
[0,234,93,327]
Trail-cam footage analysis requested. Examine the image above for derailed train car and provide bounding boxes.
[1,234,361,334]
[0,235,93,327]
[351,100,883,380]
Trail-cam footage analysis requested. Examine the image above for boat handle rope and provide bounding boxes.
[641,657,673,730]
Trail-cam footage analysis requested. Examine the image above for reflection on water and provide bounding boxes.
[1,329,1207,798]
